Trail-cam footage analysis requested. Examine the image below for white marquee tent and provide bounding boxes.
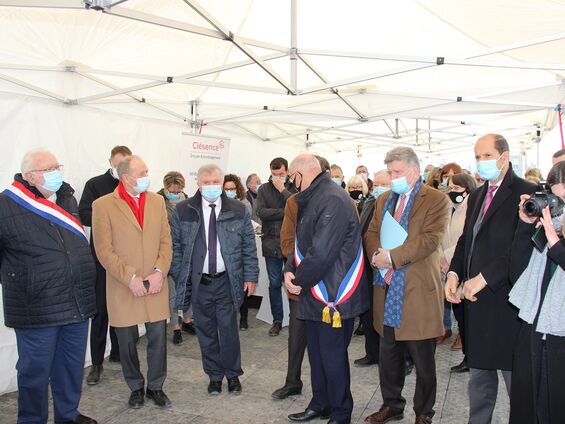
[1,0,565,394]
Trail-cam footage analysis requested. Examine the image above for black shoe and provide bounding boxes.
[207,380,222,395]
[269,322,282,336]
[451,359,470,373]
[128,388,145,409]
[55,414,98,424]
[146,389,171,408]
[405,361,414,376]
[86,365,103,385]
[288,408,330,422]
[354,355,378,367]
[227,377,242,394]
[108,353,120,363]
[173,329,183,345]
[271,385,302,400]
[240,315,248,330]
[181,321,196,334]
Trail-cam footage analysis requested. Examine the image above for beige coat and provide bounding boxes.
[441,196,469,264]
[92,189,172,327]
[365,185,450,341]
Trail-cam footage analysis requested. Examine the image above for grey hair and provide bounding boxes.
[384,147,420,170]
[20,147,52,173]
[116,155,140,178]
[374,169,389,178]
[245,173,258,187]
[197,163,224,179]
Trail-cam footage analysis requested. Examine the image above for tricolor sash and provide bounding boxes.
[294,239,364,327]
[3,181,88,243]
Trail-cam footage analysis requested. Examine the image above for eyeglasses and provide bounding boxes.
[30,164,64,174]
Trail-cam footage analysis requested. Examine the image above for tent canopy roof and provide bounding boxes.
[1,0,564,155]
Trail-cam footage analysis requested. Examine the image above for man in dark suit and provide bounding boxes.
[78,145,131,385]
[364,148,451,424]
[170,164,259,395]
[446,134,536,424]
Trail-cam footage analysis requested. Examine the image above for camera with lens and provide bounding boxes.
[523,191,565,218]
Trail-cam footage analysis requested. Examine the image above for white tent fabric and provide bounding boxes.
[1,0,565,395]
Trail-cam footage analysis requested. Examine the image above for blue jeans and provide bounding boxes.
[15,320,89,424]
[265,256,284,323]
[443,300,452,331]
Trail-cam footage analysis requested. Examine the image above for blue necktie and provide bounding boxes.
[208,204,217,274]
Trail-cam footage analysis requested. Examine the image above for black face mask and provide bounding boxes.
[349,190,363,200]
[432,180,440,189]
[448,191,465,204]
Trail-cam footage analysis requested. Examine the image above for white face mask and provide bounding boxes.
[111,167,119,179]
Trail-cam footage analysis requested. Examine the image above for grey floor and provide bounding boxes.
[0,313,510,424]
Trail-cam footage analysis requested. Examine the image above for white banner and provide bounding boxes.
[180,133,231,193]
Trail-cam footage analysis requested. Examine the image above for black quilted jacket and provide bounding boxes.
[0,174,96,329]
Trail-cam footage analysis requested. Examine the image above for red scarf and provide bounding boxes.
[118,181,146,228]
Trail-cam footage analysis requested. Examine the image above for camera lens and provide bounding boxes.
[523,199,540,217]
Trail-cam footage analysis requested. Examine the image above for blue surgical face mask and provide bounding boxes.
[476,155,502,181]
[165,191,181,201]
[331,177,342,186]
[391,176,411,195]
[441,178,448,188]
[41,170,64,192]
[225,190,237,199]
[423,172,429,181]
[202,184,222,202]
[372,186,389,198]
[133,176,150,193]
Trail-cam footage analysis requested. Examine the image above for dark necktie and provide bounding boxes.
[208,204,217,274]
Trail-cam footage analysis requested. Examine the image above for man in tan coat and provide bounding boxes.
[93,155,172,410]
[364,147,450,424]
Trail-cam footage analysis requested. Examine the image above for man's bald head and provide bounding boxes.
[289,153,323,191]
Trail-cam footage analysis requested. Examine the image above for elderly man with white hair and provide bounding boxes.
[169,163,259,396]
[0,148,97,424]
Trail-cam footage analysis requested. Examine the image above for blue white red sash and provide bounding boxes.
[294,239,364,327]
[3,181,88,243]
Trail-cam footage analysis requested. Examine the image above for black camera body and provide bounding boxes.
[523,192,564,218]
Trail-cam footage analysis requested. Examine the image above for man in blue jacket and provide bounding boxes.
[284,154,369,424]
[0,149,97,424]
[169,163,259,395]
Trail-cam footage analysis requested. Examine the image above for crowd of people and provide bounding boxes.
[0,135,564,424]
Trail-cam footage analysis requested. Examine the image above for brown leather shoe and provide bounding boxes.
[364,405,403,423]
[436,329,452,344]
[450,332,462,350]
[415,415,433,424]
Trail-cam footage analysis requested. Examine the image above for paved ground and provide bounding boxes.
[0,313,510,423]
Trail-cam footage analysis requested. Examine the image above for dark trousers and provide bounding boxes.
[90,261,119,365]
[193,273,243,381]
[510,322,565,424]
[380,325,437,417]
[306,318,354,423]
[360,282,380,361]
[265,256,284,323]
[239,288,250,318]
[469,368,511,424]
[114,320,167,391]
[15,321,89,424]
[452,301,466,355]
[285,299,307,389]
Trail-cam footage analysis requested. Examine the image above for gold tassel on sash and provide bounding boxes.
[332,310,342,328]
[322,306,331,324]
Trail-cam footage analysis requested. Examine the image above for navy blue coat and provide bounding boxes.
[0,175,96,329]
[284,172,369,321]
[169,191,259,310]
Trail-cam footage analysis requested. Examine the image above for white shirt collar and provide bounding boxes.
[202,195,222,210]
